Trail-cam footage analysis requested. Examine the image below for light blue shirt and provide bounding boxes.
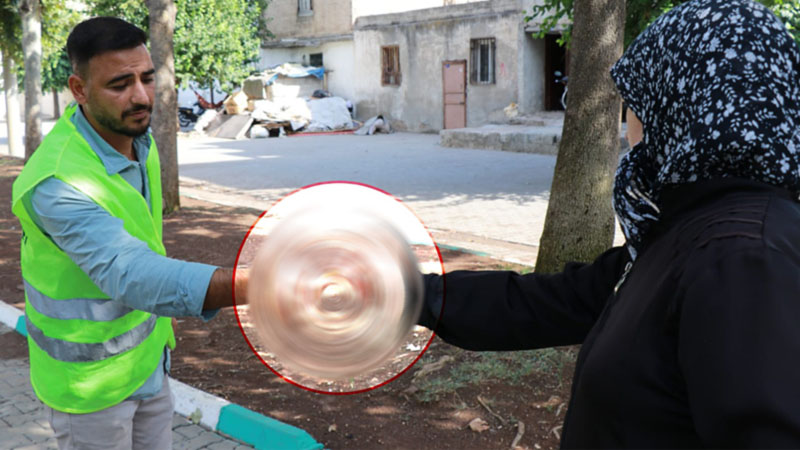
[24,106,218,400]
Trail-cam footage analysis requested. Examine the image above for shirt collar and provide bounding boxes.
[70,105,152,176]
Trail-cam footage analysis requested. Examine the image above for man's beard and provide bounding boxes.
[93,104,152,138]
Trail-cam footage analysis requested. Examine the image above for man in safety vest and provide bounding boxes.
[11,17,246,449]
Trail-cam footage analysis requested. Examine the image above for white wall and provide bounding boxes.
[259,40,356,101]
[258,48,298,69]
[519,33,546,114]
[1,89,73,120]
[317,41,356,100]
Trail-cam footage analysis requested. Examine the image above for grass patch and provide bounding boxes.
[498,264,534,275]
[413,346,576,403]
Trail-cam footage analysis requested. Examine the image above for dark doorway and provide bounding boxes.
[544,34,568,111]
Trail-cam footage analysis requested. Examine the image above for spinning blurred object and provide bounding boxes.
[246,207,424,380]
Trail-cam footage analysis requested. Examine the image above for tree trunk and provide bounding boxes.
[19,0,42,160]
[147,0,180,213]
[2,51,23,158]
[52,87,60,119]
[535,0,626,273]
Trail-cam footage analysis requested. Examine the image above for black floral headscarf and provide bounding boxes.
[610,0,800,259]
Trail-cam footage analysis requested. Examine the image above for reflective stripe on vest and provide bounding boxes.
[26,315,157,362]
[24,280,135,321]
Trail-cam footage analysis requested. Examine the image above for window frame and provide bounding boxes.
[381,45,402,87]
[470,37,497,85]
[298,0,313,16]
[309,53,323,67]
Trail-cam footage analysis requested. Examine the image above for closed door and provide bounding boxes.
[443,60,467,129]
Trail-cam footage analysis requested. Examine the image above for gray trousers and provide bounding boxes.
[46,376,174,450]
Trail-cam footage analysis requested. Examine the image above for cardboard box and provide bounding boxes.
[223,90,248,115]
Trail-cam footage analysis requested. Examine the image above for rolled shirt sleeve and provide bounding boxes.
[27,177,218,319]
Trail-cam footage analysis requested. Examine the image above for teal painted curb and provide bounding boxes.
[15,315,27,337]
[218,404,324,450]
[436,243,490,257]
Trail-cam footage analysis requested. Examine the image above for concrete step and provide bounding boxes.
[439,125,563,155]
[439,124,631,155]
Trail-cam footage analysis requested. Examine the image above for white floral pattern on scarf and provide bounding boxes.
[610,0,800,259]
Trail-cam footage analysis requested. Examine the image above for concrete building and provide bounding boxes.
[259,0,356,100]
[260,0,485,104]
[260,0,566,132]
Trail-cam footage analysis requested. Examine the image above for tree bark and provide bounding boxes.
[2,51,23,158]
[52,87,60,119]
[147,0,180,213]
[19,0,43,160]
[535,0,626,273]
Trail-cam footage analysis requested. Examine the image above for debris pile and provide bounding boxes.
[192,63,369,139]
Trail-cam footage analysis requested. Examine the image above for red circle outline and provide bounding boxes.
[231,181,446,395]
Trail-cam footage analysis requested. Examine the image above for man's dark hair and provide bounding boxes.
[66,17,148,76]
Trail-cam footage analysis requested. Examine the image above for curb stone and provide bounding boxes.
[0,300,323,450]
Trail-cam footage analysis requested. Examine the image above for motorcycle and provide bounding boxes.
[178,101,204,129]
[554,71,569,110]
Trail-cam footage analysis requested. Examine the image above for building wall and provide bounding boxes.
[265,0,353,39]
[258,40,356,101]
[1,89,72,121]
[519,33,546,115]
[353,0,533,132]
[259,48,297,68]
[318,41,356,100]
[351,0,486,21]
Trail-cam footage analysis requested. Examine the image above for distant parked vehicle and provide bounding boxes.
[178,101,204,129]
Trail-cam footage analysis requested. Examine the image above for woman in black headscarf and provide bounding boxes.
[419,0,800,446]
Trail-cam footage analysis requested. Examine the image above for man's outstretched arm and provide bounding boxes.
[204,267,248,311]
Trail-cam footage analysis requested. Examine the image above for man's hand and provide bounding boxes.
[203,268,249,311]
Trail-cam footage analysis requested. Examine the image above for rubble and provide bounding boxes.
[354,115,393,136]
[306,97,353,132]
[194,109,218,133]
[223,90,248,115]
[250,98,311,124]
[206,115,254,140]
[189,62,363,139]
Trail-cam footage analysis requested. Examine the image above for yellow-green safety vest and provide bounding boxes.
[11,104,175,414]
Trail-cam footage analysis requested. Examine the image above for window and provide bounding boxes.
[470,38,496,84]
[381,46,401,86]
[309,53,323,67]
[298,0,312,15]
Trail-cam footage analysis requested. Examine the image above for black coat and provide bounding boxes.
[420,178,800,448]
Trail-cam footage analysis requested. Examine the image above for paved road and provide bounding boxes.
[178,132,564,264]
[0,323,251,450]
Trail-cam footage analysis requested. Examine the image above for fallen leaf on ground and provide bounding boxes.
[468,418,490,433]
[510,420,525,448]
[532,396,562,409]
[413,355,454,379]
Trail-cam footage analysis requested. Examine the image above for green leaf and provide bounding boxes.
[524,0,797,47]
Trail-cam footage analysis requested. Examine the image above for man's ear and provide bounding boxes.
[68,74,88,105]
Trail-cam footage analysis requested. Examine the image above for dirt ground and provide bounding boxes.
[0,155,575,450]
